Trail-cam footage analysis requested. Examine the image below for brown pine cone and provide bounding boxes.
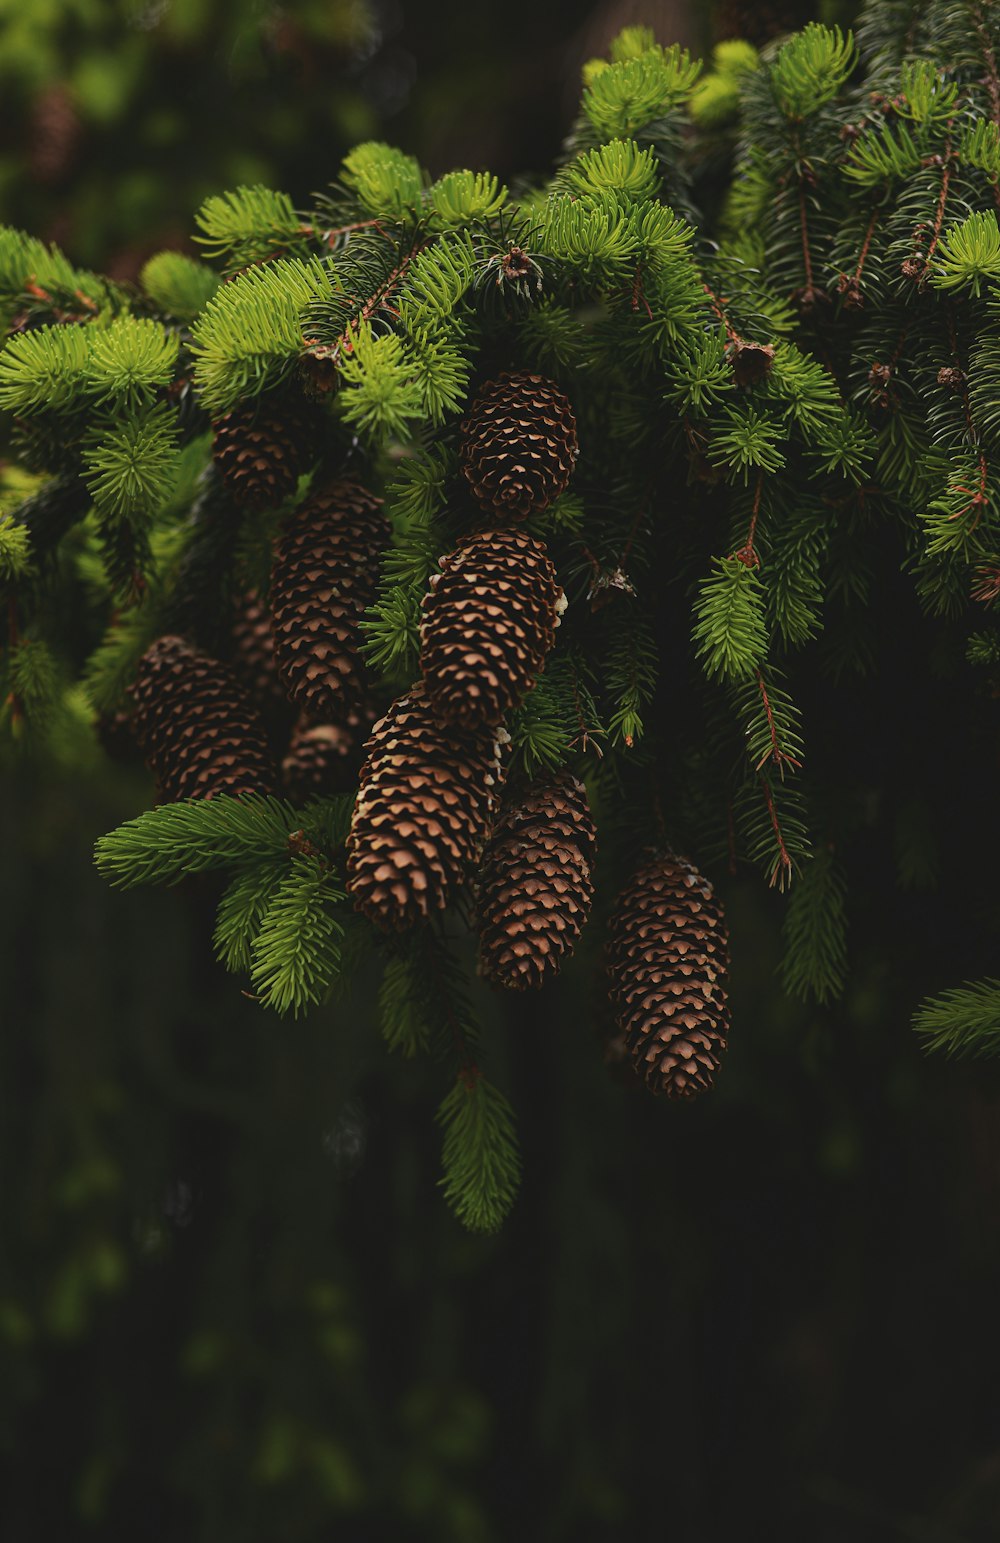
[420,529,565,729]
[281,705,374,803]
[345,681,507,931]
[270,479,388,721]
[606,853,730,1100]
[460,372,577,519]
[131,634,277,802]
[212,393,321,511]
[477,771,595,990]
[229,589,296,744]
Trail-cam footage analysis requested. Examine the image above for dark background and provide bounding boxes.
[5,1,1000,1539]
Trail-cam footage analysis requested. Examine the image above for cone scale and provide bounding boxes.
[606,853,730,1099]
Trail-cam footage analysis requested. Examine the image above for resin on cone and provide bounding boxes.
[131,634,276,801]
[270,479,388,721]
[477,771,595,990]
[460,372,577,519]
[420,529,565,729]
[605,853,729,1098]
[345,682,507,931]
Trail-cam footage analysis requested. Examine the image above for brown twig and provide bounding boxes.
[754,669,802,775]
[733,475,764,568]
[759,774,794,889]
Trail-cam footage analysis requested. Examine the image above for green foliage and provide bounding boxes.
[0,323,90,413]
[378,955,433,1058]
[769,24,856,120]
[336,322,427,443]
[195,185,308,270]
[582,45,701,140]
[605,619,658,747]
[780,847,848,1003]
[94,796,304,887]
[437,1074,521,1235]
[508,653,601,774]
[395,235,476,332]
[214,864,287,975]
[7,636,59,726]
[562,140,661,201]
[340,142,424,221]
[85,316,179,407]
[930,211,1000,295]
[729,668,804,777]
[82,405,180,526]
[0,516,34,583]
[913,980,1000,1057]
[844,120,924,187]
[690,41,759,128]
[191,257,334,412]
[693,558,769,682]
[709,409,786,482]
[249,857,346,1018]
[140,252,221,321]
[428,171,507,228]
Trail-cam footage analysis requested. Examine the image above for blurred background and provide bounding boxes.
[6,1,1000,1540]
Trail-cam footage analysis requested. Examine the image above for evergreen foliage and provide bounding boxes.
[6,2,1000,1227]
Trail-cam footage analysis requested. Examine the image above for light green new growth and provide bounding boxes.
[195,184,308,269]
[769,24,856,119]
[141,251,221,320]
[693,558,769,682]
[191,256,335,412]
[82,405,180,526]
[340,142,424,221]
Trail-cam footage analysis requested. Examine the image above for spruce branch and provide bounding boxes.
[249,856,346,1018]
[913,979,1000,1057]
[437,1073,521,1235]
[780,846,848,1002]
[693,556,769,683]
[94,796,304,888]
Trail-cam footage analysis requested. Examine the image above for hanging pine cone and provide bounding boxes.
[605,853,730,1099]
[131,634,277,802]
[420,529,565,728]
[460,372,578,519]
[229,589,296,740]
[345,682,507,931]
[96,708,141,765]
[270,479,388,721]
[211,392,320,511]
[281,706,374,803]
[477,771,595,990]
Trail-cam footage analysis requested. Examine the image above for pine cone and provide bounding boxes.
[420,529,565,728]
[212,393,320,511]
[460,372,578,519]
[270,479,388,720]
[345,682,507,931]
[281,707,373,803]
[605,853,730,1099]
[131,634,277,801]
[477,771,595,990]
[229,588,295,728]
